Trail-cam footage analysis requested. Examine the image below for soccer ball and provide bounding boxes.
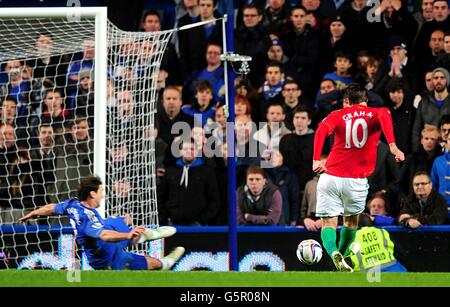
[296,239,323,265]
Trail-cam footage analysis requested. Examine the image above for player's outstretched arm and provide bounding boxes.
[99,226,145,242]
[19,204,57,222]
[389,143,405,162]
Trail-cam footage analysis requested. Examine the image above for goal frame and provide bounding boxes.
[0,7,108,216]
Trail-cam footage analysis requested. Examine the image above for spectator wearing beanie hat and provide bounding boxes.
[319,15,353,75]
[412,67,450,152]
[383,35,418,95]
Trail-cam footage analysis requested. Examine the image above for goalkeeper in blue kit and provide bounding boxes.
[19,175,185,270]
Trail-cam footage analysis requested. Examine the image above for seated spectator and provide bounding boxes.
[322,51,354,90]
[237,165,282,225]
[0,97,28,146]
[359,192,396,226]
[182,80,217,127]
[398,171,448,228]
[158,138,220,226]
[438,114,450,152]
[0,147,35,224]
[30,88,71,137]
[400,124,442,197]
[0,60,31,117]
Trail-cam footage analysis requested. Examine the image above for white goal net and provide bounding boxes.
[0,8,173,269]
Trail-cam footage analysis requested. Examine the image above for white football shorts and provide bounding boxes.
[316,173,369,217]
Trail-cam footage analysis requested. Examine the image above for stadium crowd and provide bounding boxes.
[1,0,450,229]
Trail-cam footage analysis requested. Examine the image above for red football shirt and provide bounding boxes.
[313,105,396,178]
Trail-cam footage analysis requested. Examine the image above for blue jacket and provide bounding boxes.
[430,151,450,205]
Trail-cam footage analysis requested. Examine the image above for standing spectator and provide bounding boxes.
[234,4,269,88]
[413,0,434,43]
[399,171,448,228]
[412,67,450,152]
[281,5,321,100]
[430,137,450,213]
[385,78,416,155]
[141,9,180,86]
[174,0,200,57]
[265,149,300,226]
[281,80,314,130]
[67,38,95,84]
[253,102,291,154]
[300,154,327,232]
[158,138,220,226]
[301,0,337,36]
[262,0,292,38]
[256,61,286,122]
[183,42,224,103]
[279,105,315,198]
[30,123,58,206]
[367,141,402,217]
[48,117,93,203]
[26,32,68,88]
[237,165,282,225]
[179,0,222,81]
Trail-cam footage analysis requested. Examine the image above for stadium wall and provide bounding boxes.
[1,226,450,272]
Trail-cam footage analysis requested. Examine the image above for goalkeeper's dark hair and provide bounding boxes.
[343,83,368,105]
[77,175,103,201]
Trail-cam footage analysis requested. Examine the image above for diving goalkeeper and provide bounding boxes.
[19,175,184,270]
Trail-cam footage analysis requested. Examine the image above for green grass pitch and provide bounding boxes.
[1,271,450,287]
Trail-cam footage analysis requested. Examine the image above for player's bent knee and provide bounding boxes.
[145,256,163,270]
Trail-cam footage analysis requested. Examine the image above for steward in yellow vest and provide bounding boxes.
[349,226,407,272]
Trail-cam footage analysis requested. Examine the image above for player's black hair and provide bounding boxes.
[343,83,367,105]
[77,175,103,201]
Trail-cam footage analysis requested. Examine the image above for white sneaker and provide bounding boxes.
[332,251,354,272]
[161,246,185,270]
[143,226,177,241]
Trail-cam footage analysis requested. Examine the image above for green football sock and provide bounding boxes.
[321,227,338,257]
[338,226,358,257]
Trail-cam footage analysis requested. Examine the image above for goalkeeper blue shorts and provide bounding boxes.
[112,250,148,270]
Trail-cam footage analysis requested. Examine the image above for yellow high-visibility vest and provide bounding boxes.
[349,227,397,272]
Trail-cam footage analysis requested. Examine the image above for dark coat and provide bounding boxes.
[400,189,448,225]
[157,158,220,225]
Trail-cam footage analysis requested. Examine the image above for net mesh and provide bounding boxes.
[0,15,173,269]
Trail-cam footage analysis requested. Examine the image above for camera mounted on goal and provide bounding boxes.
[220,52,252,77]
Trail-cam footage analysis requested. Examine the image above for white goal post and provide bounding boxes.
[0,6,174,269]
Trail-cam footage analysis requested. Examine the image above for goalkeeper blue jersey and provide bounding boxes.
[54,198,112,269]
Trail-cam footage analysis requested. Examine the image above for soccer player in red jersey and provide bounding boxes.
[312,84,405,272]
